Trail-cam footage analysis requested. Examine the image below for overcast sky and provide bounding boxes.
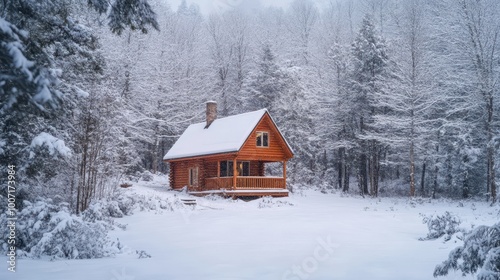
[165,0,331,14]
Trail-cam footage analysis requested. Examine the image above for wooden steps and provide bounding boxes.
[180,198,197,206]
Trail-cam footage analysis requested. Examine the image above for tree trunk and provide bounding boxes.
[338,148,344,189]
[343,162,350,192]
[369,153,374,196]
[462,169,469,199]
[374,150,380,196]
[432,132,440,199]
[445,155,453,194]
[432,164,438,199]
[369,143,380,197]
[420,161,426,196]
[360,153,368,195]
[409,141,416,197]
[486,96,496,204]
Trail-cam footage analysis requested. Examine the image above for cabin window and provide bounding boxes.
[219,161,234,177]
[219,161,249,177]
[256,131,269,147]
[189,167,198,186]
[237,161,250,176]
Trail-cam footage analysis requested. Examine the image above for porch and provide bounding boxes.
[204,176,286,190]
[195,176,288,197]
[190,158,289,197]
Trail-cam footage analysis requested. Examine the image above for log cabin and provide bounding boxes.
[163,101,294,197]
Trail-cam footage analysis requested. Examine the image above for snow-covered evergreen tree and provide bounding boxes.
[349,14,389,196]
[434,222,500,279]
[244,44,288,112]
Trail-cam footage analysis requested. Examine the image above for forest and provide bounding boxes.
[1,0,500,216]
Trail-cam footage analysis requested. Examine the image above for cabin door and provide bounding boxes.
[189,167,198,187]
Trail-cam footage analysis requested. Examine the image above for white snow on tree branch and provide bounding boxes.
[30,132,71,158]
[0,18,34,80]
[0,139,5,155]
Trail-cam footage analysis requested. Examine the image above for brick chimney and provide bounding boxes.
[205,101,217,128]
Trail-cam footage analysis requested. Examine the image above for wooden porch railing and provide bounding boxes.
[204,176,285,190]
[205,177,233,190]
[237,177,285,189]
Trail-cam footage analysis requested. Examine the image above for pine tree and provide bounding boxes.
[0,1,103,192]
[245,44,288,112]
[372,0,441,197]
[349,14,389,196]
[0,0,159,211]
[107,0,160,35]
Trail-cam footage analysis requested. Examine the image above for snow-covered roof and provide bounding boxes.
[164,109,269,160]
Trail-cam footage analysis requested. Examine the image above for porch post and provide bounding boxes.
[283,160,287,189]
[217,161,220,177]
[233,158,237,190]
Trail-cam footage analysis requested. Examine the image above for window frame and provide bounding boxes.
[256,131,269,148]
[219,161,234,177]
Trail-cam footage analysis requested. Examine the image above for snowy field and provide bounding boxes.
[3,176,498,280]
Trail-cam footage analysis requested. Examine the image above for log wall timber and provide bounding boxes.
[250,161,261,176]
[205,161,218,178]
[169,162,175,189]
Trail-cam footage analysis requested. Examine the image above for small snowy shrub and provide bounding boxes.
[0,199,115,259]
[136,250,151,259]
[409,197,427,208]
[107,200,124,218]
[434,222,500,279]
[102,189,184,213]
[477,247,500,280]
[141,171,154,181]
[87,189,179,217]
[420,211,462,241]
[258,196,294,208]
[82,202,112,224]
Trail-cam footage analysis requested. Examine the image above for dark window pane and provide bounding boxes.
[237,161,250,176]
[243,162,250,176]
[263,132,268,147]
[256,132,262,146]
[220,161,227,177]
[228,161,234,177]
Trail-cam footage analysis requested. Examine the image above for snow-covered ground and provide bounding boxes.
[3,175,498,280]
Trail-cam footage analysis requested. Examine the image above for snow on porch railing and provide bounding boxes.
[204,176,285,190]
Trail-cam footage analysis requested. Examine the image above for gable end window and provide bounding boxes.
[256,131,269,147]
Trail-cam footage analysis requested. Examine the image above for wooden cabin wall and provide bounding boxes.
[238,114,291,161]
[170,158,205,190]
[204,161,218,178]
[169,162,175,189]
[258,161,265,176]
[250,161,264,176]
